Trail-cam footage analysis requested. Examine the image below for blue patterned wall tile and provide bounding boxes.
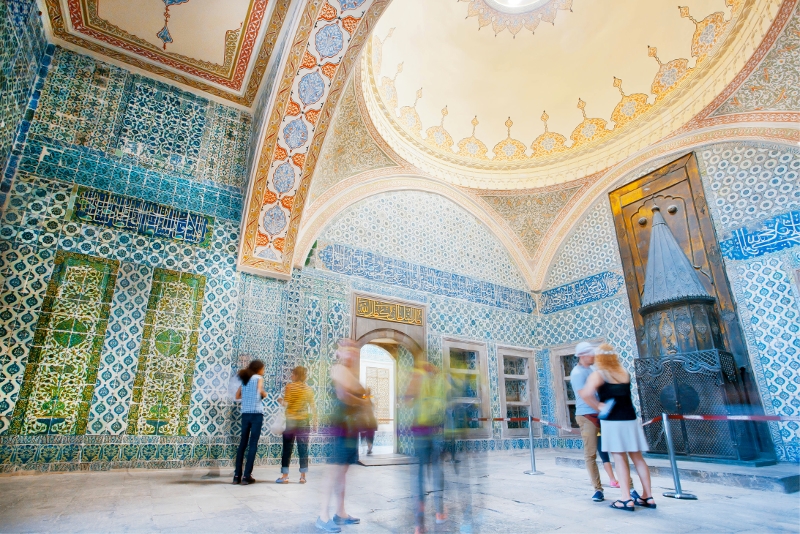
[87,263,153,435]
[0,1,49,209]
[319,191,527,289]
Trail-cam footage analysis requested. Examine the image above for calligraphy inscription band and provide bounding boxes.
[720,209,800,261]
[68,185,215,248]
[355,297,423,326]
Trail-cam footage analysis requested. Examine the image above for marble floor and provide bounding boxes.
[0,450,797,533]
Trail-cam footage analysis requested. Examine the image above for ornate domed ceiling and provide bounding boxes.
[361,0,765,188]
[41,0,292,106]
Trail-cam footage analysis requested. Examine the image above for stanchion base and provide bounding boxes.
[663,491,697,500]
[524,470,544,475]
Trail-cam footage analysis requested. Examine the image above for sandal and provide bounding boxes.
[609,499,635,512]
[635,496,657,509]
[299,477,307,484]
[275,477,289,484]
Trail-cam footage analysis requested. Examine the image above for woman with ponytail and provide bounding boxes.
[234,359,267,485]
[580,344,655,512]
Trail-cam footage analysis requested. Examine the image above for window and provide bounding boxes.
[498,346,541,438]
[550,341,602,437]
[443,338,490,438]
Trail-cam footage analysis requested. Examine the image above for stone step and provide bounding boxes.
[555,451,799,494]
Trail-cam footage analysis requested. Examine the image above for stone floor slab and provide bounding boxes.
[0,450,797,533]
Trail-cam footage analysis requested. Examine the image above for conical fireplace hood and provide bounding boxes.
[639,206,714,314]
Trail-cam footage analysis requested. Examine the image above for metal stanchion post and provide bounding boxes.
[661,413,697,500]
[524,415,543,475]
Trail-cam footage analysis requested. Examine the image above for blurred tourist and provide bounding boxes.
[317,339,370,533]
[580,343,655,511]
[361,387,378,455]
[277,365,316,484]
[405,359,448,534]
[233,359,267,485]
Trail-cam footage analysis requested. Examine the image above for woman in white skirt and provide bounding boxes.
[580,343,656,512]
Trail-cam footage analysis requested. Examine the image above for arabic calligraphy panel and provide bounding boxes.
[69,185,214,248]
[540,271,625,314]
[355,296,423,326]
[319,243,536,314]
[720,209,800,260]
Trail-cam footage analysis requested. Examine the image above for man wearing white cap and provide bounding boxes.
[570,341,637,503]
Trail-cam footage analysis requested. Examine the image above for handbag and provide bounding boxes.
[583,413,600,428]
[269,410,286,436]
[345,402,375,434]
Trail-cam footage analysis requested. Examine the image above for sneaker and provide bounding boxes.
[333,514,360,525]
[630,489,641,501]
[592,490,604,502]
[240,476,256,486]
[316,518,342,533]
[232,476,241,485]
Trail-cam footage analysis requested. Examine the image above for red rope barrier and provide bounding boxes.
[471,413,800,430]
[644,413,800,425]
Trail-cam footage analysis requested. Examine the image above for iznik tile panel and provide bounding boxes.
[319,191,528,290]
[128,269,206,436]
[116,78,208,176]
[697,143,800,234]
[0,0,47,206]
[730,256,800,461]
[10,251,119,435]
[545,200,623,289]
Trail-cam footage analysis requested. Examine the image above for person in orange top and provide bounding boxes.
[277,366,317,484]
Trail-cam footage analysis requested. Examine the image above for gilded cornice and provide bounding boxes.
[43,0,291,107]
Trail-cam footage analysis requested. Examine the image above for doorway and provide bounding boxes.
[359,344,396,455]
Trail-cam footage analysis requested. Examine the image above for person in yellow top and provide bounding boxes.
[277,366,316,484]
[405,360,449,534]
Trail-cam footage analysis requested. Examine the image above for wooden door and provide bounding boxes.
[608,153,748,369]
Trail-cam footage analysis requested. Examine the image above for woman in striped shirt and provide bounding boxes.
[276,365,316,484]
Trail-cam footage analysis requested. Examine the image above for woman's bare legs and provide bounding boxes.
[628,452,653,501]
[610,453,634,509]
[335,465,350,517]
[602,462,618,485]
[320,464,347,522]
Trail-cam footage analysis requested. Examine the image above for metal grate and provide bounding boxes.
[635,350,756,460]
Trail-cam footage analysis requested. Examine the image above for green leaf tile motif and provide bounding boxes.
[10,251,119,435]
[127,269,206,436]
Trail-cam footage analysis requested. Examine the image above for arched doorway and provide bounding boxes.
[351,293,427,458]
[359,344,396,455]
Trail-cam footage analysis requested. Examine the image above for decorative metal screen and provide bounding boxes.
[635,350,757,461]
[365,366,391,423]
